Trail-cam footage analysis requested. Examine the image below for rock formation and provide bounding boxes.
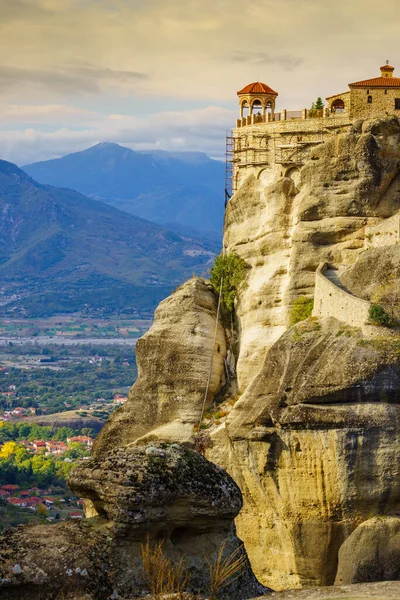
[0,443,267,599]
[88,116,400,592]
[335,517,400,585]
[93,278,226,453]
[3,116,400,598]
[225,116,400,389]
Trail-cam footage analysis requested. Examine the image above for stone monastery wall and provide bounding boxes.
[312,263,370,328]
[233,116,351,190]
[350,87,400,119]
[365,213,400,248]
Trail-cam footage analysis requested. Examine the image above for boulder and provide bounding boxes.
[68,442,268,599]
[0,443,268,599]
[335,517,400,585]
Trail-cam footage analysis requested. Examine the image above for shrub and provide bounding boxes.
[290,296,314,326]
[210,253,247,312]
[369,304,392,327]
[206,541,246,599]
[141,536,189,597]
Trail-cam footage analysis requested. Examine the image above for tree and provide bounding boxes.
[315,97,324,109]
[0,441,18,459]
[210,253,247,312]
[37,503,48,517]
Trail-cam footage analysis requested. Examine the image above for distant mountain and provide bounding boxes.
[0,160,219,318]
[23,143,225,234]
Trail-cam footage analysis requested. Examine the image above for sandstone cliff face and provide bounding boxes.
[225,117,400,389]
[93,277,226,454]
[83,116,400,593]
[208,318,400,589]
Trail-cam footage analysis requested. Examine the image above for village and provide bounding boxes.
[0,481,84,521]
[0,383,128,423]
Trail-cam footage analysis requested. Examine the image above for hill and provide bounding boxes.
[23,143,225,233]
[0,160,218,317]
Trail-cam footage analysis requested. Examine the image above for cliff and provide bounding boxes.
[2,115,400,598]
[89,115,400,592]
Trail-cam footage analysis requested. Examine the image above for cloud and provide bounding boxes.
[228,51,303,71]
[0,105,234,165]
[0,63,147,95]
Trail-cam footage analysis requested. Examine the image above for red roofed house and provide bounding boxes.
[326,62,400,118]
[1,484,20,491]
[33,441,46,452]
[69,511,83,519]
[7,497,25,507]
[67,436,93,448]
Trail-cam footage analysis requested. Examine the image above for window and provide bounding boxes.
[395,99,400,110]
[385,89,388,95]
[367,90,369,94]
[367,95,373,104]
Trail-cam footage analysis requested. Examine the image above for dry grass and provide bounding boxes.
[206,541,246,599]
[141,536,190,598]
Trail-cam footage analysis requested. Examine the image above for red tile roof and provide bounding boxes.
[237,81,278,96]
[349,77,400,88]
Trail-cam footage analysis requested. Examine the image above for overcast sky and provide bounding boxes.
[0,0,398,165]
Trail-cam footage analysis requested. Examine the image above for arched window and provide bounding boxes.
[367,95,373,104]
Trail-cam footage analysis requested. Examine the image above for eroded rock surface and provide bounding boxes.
[224,117,400,389]
[335,517,400,585]
[0,443,267,599]
[93,277,226,454]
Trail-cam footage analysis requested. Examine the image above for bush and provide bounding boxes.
[369,304,392,327]
[290,296,314,326]
[210,253,247,312]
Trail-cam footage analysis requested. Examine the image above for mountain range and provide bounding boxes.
[0,160,219,317]
[23,143,225,234]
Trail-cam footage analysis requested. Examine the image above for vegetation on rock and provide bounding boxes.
[368,303,392,327]
[210,253,247,312]
[290,296,314,326]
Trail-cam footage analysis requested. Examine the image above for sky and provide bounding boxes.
[0,0,399,165]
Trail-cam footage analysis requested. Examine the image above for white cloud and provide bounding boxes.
[0,105,234,165]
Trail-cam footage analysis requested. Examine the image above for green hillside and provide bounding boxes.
[0,160,218,317]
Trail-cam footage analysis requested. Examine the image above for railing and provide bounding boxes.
[236,108,350,128]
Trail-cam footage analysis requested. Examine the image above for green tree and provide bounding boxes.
[210,253,247,312]
[315,97,324,109]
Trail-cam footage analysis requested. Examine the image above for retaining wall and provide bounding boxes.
[312,263,370,327]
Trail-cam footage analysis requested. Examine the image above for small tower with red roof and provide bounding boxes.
[237,81,278,119]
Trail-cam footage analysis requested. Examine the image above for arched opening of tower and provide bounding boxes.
[251,100,262,115]
[241,101,249,118]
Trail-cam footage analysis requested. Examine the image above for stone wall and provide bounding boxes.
[365,214,400,248]
[350,87,400,119]
[232,116,352,191]
[312,262,370,327]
